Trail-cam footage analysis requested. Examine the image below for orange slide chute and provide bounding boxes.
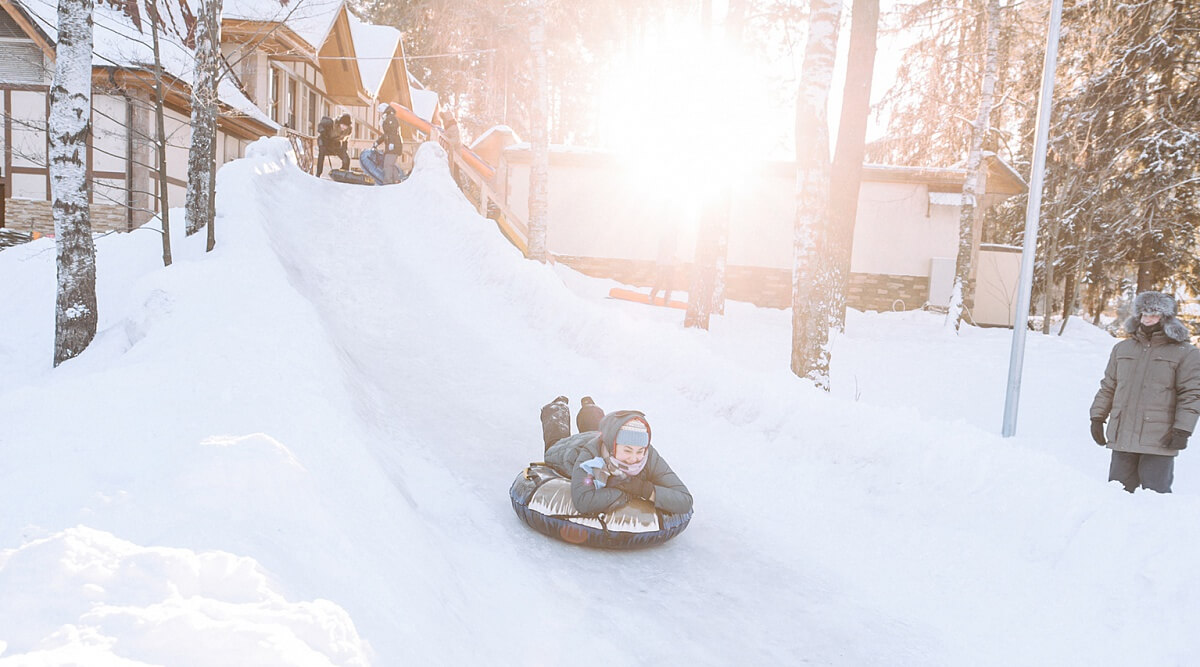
[387,102,495,181]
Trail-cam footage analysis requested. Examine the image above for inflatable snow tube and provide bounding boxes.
[359,147,387,185]
[509,464,692,549]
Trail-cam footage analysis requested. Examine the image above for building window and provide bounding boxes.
[270,67,282,124]
[307,90,318,135]
[286,78,297,129]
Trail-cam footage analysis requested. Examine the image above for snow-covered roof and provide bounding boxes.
[347,13,400,98]
[469,125,520,151]
[14,0,276,129]
[222,0,344,53]
[410,88,438,123]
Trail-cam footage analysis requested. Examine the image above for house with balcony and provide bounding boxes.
[0,0,423,234]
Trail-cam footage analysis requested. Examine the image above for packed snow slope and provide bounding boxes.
[3,138,1200,665]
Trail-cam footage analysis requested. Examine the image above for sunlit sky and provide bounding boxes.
[592,0,905,168]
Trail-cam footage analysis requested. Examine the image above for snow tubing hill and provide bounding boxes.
[509,465,692,549]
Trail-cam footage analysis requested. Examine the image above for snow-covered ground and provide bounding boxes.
[3,138,1199,666]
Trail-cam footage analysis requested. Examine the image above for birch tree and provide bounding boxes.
[790,0,842,389]
[526,0,550,261]
[185,0,222,250]
[945,0,1000,333]
[50,0,97,366]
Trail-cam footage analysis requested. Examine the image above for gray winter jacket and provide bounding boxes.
[544,410,693,515]
[1091,313,1200,457]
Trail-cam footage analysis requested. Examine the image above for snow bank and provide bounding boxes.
[0,527,369,665]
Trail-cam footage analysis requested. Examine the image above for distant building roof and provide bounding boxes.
[410,88,438,123]
[348,14,400,98]
[222,0,343,52]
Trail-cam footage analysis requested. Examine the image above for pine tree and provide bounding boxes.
[50,0,97,366]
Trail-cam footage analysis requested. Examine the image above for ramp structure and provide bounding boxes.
[388,102,530,255]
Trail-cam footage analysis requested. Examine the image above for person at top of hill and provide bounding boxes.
[439,110,462,183]
[375,102,404,184]
[1090,290,1200,493]
[316,113,352,177]
[539,397,692,515]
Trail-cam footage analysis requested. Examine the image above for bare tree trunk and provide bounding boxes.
[526,0,550,262]
[1041,215,1058,334]
[946,0,1000,332]
[1058,267,1077,335]
[790,0,843,389]
[50,0,97,367]
[685,198,722,330]
[149,0,171,266]
[1094,282,1113,326]
[1135,221,1156,293]
[708,0,746,317]
[829,0,879,329]
[185,0,222,242]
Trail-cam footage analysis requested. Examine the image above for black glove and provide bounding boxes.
[611,476,654,500]
[1090,419,1107,446]
[1166,428,1190,450]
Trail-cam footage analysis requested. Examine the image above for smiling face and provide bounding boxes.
[612,444,648,465]
[1141,313,1162,327]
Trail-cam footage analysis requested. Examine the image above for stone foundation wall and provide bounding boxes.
[846,273,930,312]
[556,256,940,312]
[4,198,129,235]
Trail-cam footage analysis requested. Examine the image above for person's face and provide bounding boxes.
[613,444,648,465]
[1141,313,1162,327]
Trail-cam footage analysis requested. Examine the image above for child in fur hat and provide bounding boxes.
[1090,290,1200,493]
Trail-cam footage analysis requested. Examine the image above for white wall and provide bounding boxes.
[92,94,127,174]
[974,246,1021,327]
[851,183,961,276]
[502,149,974,278]
[504,156,698,262]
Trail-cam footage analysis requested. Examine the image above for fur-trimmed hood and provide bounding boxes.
[1123,291,1191,342]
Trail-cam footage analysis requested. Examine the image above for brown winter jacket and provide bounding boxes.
[1091,323,1200,457]
[544,410,693,516]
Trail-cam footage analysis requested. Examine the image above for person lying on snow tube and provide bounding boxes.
[511,397,693,548]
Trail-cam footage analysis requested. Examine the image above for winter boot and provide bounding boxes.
[576,396,605,434]
[541,396,571,451]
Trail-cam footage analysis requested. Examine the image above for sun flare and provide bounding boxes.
[596,24,771,213]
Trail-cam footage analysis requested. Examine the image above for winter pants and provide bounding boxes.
[1108,450,1174,493]
[382,152,402,184]
[540,399,571,452]
[648,264,675,305]
[316,144,349,176]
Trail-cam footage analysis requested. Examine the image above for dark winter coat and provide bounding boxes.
[1091,293,1200,457]
[377,114,402,155]
[317,117,350,151]
[544,410,693,516]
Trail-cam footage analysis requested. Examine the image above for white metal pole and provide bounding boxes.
[1002,0,1064,437]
